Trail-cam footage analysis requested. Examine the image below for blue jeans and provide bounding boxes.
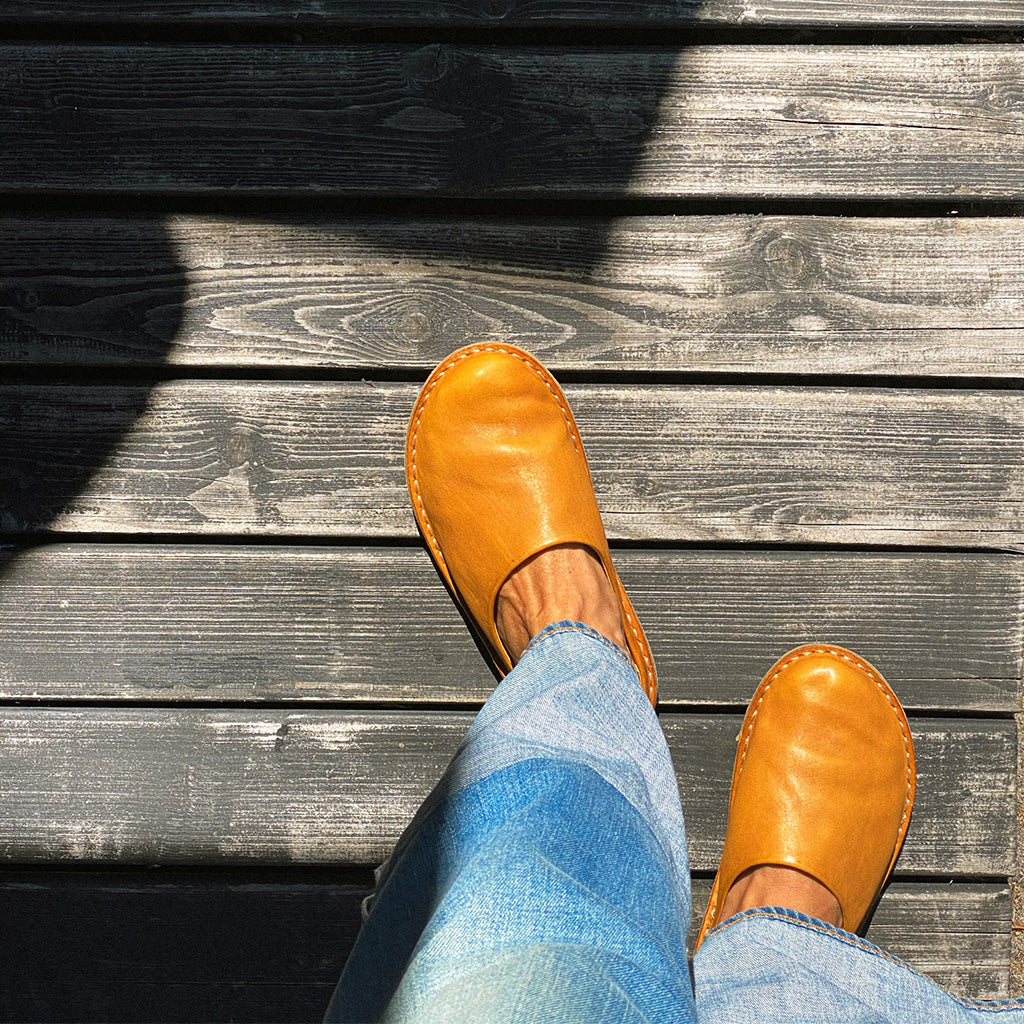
[325,624,1024,1023]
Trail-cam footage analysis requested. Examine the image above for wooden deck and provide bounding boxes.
[1,3,1022,1020]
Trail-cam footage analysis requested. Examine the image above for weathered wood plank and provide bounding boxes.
[2,382,1022,546]
[3,46,1022,198]
[5,215,1024,375]
[859,883,1013,1000]
[0,873,1011,1023]
[0,709,1013,873]
[3,1,1022,28]
[0,545,1018,712]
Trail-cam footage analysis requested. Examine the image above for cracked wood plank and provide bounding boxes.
[2,1,1022,27]
[2,46,1022,199]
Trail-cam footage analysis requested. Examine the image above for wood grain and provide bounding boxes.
[5,214,1024,375]
[1,3,1021,1008]
[3,46,1023,198]
[861,883,1014,999]
[0,709,1013,874]
[0,544,1018,711]
[0,873,1012,1019]
[3,0,1022,28]
[2,381,1022,547]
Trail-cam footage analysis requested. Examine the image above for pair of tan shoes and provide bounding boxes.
[406,343,916,947]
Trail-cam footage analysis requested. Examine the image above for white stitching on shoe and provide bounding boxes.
[408,344,653,691]
[409,344,576,584]
[706,646,914,932]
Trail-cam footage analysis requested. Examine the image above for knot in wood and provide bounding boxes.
[396,310,434,345]
[274,721,290,752]
[226,427,255,466]
[763,235,812,289]
[979,83,1022,113]
[13,286,40,311]
[405,45,451,87]
[779,100,817,121]
[481,0,515,17]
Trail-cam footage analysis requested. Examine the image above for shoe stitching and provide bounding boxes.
[408,344,653,692]
[705,646,914,933]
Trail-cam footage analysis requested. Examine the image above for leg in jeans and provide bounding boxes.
[330,344,1020,1023]
[328,623,1024,1024]
[695,910,1024,1023]
[328,344,686,1022]
[690,643,1024,1024]
[324,623,696,1024]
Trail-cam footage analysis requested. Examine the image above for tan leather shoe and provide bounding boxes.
[694,644,915,949]
[405,343,657,705]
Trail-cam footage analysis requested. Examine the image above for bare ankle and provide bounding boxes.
[495,544,627,662]
[719,864,843,928]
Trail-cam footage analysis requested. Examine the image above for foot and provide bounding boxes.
[407,344,658,703]
[694,646,915,949]
[495,543,627,662]
[718,864,843,928]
